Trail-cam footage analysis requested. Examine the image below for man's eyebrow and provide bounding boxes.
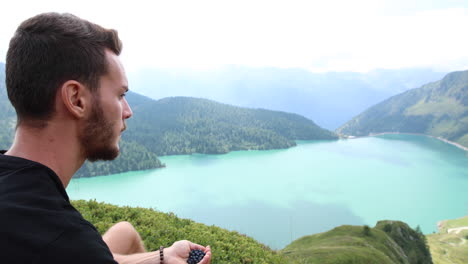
[122,86,129,92]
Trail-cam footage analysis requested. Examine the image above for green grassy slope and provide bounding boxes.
[427,216,468,264]
[337,70,468,148]
[282,226,402,264]
[74,200,436,264]
[72,200,296,264]
[282,221,432,264]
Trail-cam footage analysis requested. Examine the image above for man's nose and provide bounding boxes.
[123,98,133,119]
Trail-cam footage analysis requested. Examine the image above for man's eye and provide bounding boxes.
[120,93,126,98]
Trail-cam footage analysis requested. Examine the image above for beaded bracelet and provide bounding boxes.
[159,246,164,264]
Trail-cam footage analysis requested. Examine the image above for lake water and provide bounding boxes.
[67,134,468,249]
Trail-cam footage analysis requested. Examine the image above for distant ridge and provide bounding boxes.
[337,70,468,148]
[123,93,338,156]
[129,66,446,130]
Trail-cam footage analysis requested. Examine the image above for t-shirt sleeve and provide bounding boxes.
[35,222,118,264]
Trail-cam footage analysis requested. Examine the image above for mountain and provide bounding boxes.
[337,70,468,148]
[123,93,337,156]
[129,66,446,130]
[0,67,336,177]
[282,221,432,264]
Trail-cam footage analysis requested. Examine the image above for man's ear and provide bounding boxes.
[60,80,90,119]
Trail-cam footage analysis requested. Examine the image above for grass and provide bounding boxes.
[437,216,468,233]
[281,225,410,264]
[427,233,468,264]
[427,216,468,264]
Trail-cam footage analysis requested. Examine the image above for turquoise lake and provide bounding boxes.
[67,134,468,249]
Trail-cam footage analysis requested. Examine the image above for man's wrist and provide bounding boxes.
[160,245,176,264]
[159,246,164,264]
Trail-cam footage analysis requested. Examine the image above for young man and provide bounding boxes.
[0,12,211,264]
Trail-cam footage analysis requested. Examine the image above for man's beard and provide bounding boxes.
[79,98,120,162]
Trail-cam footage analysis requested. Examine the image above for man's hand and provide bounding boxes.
[165,240,211,264]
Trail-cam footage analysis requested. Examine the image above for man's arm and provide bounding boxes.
[103,221,212,264]
[114,241,212,264]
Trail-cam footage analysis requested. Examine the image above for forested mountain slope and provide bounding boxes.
[337,70,468,148]
[124,93,337,156]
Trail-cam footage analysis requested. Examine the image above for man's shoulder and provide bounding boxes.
[0,152,70,203]
[0,210,116,263]
[0,156,68,215]
[35,220,118,264]
[0,154,116,263]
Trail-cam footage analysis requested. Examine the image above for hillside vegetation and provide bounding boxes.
[74,199,434,264]
[427,216,468,264]
[282,221,432,264]
[72,200,294,264]
[0,64,336,177]
[337,70,468,148]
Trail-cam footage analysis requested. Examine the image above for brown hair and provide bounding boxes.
[6,12,122,125]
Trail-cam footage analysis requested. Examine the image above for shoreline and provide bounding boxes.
[346,132,468,152]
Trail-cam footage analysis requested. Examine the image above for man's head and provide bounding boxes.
[79,49,132,161]
[6,12,132,161]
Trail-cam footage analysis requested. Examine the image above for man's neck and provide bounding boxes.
[5,121,85,188]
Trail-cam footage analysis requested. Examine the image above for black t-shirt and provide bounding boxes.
[0,151,117,264]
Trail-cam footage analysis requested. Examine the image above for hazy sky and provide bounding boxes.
[0,0,467,73]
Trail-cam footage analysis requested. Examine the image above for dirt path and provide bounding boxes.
[447,226,468,234]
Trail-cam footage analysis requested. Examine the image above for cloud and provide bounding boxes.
[0,0,467,72]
